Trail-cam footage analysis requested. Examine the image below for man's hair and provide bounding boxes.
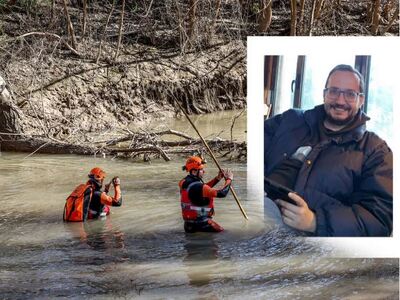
[324,64,365,93]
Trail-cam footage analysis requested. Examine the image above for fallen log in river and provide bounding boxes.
[0,129,246,161]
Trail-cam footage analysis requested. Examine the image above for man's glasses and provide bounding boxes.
[324,87,364,103]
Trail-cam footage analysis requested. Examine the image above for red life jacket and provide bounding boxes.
[63,184,93,222]
[180,178,214,222]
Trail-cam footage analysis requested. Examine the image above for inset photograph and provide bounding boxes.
[263,50,396,237]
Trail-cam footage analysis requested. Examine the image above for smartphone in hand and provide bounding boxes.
[264,177,298,206]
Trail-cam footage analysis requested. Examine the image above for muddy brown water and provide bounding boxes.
[0,111,398,299]
[130,109,247,142]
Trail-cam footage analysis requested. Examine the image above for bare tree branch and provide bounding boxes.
[96,0,116,64]
[114,0,126,61]
[12,32,80,56]
[61,0,78,49]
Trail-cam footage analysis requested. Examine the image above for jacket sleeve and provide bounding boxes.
[264,114,282,150]
[264,114,283,174]
[313,143,393,237]
[203,179,232,198]
[205,177,220,187]
[100,184,122,207]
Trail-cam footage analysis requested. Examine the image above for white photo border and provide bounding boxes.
[247,36,400,257]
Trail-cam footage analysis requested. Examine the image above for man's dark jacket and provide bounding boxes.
[264,105,393,236]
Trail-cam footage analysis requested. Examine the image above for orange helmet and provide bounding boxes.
[183,156,205,172]
[88,167,106,181]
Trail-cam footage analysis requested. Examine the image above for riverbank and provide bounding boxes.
[0,2,246,158]
[3,40,246,135]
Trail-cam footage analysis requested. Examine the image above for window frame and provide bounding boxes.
[264,55,373,116]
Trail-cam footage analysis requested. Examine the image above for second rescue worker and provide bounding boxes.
[179,156,233,233]
[87,167,122,218]
[63,167,122,222]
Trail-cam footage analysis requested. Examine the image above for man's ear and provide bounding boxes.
[358,94,365,107]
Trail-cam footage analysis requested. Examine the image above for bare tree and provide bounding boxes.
[308,0,317,35]
[51,0,55,23]
[96,0,116,63]
[62,0,78,49]
[210,0,222,36]
[371,0,381,35]
[314,0,325,20]
[299,0,306,34]
[258,0,272,33]
[382,3,399,34]
[383,0,395,20]
[188,0,198,47]
[114,0,126,60]
[174,0,187,52]
[290,0,297,36]
[82,0,88,37]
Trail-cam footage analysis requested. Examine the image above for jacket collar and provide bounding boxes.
[185,174,202,183]
[86,179,101,191]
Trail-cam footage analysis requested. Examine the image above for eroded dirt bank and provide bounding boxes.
[3,41,245,138]
[0,1,247,159]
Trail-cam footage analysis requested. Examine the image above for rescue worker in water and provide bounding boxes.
[179,156,233,233]
[63,167,122,222]
[87,167,122,219]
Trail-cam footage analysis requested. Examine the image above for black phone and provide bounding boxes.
[264,177,297,206]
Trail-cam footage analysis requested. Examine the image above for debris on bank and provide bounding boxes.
[0,1,247,160]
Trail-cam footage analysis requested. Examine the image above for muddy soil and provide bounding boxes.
[2,43,245,139]
[0,2,246,143]
[1,0,397,151]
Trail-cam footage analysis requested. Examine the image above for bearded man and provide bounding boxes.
[264,64,393,237]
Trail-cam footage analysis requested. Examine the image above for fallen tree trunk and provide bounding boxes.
[0,129,246,161]
[0,137,97,155]
[101,129,246,161]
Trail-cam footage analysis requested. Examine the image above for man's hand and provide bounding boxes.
[112,176,120,186]
[275,192,316,233]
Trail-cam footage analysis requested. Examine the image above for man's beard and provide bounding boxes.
[324,103,357,126]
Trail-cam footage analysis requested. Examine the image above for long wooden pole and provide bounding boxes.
[173,98,249,220]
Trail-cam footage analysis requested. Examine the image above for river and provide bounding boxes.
[0,111,398,299]
[130,109,247,141]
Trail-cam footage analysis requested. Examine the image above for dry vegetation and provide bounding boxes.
[0,0,398,159]
[257,0,399,35]
[0,1,249,159]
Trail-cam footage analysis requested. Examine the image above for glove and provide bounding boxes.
[224,169,233,180]
[112,176,121,186]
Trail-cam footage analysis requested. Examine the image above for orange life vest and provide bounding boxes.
[180,179,214,222]
[63,184,93,222]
